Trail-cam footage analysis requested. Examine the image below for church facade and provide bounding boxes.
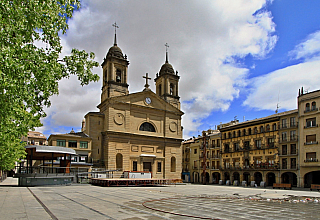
[82,28,184,179]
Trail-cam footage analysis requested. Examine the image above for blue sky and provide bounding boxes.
[38,0,320,139]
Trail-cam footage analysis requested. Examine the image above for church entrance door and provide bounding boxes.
[143,162,152,172]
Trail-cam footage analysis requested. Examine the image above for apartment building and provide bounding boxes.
[182,88,320,188]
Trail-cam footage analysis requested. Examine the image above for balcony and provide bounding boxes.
[304,158,319,162]
[305,141,319,145]
[219,163,279,171]
[304,124,318,129]
[304,107,318,113]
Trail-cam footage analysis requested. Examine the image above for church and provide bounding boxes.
[81,25,184,179]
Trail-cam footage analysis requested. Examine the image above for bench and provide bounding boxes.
[273,183,292,190]
[310,184,320,191]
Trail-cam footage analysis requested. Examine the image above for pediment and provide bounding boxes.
[108,90,183,115]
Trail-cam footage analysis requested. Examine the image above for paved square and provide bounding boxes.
[1,178,320,219]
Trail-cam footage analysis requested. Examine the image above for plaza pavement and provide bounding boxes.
[1,177,320,219]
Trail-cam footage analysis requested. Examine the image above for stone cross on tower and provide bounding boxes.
[112,22,119,46]
[143,73,151,91]
[165,43,169,63]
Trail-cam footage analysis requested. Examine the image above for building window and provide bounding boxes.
[233,131,236,138]
[282,145,287,155]
[171,157,176,172]
[116,69,121,82]
[272,123,277,131]
[281,132,287,142]
[290,130,296,141]
[223,133,226,139]
[68,140,77,148]
[266,125,270,132]
[291,158,296,169]
[238,130,241,137]
[57,139,66,147]
[255,139,261,149]
[224,144,230,153]
[212,140,215,147]
[290,117,296,127]
[194,149,197,154]
[260,126,264,133]
[228,132,231,138]
[306,134,316,145]
[139,122,156,132]
[217,139,220,147]
[234,142,239,151]
[306,103,310,112]
[157,162,162,172]
[244,141,250,150]
[80,141,88,149]
[306,118,316,128]
[282,119,287,128]
[268,138,274,148]
[312,102,317,111]
[282,158,287,169]
[254,127,258,134]
[290,144,296,154]
[158,84,162,95]
[306,152,317,162]
[133,161,137,171]
[248,128,252,135]
[243,129,246,136]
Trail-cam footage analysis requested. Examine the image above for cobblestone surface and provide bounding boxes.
[1,178,320,219]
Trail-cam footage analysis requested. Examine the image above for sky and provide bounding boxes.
[38,0,320,140]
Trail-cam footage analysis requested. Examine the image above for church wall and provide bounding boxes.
[85,114,104,164]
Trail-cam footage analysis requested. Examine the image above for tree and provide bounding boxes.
[0,0,100,170]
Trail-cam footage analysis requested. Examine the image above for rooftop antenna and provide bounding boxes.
[275,90,280,113]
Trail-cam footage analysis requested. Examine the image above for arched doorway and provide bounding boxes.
[212,172,220,184]
[304,171,320,188]
[266,172,276,186]
[224,172,230,181]
[116,153,123,170]
[243,172,250,184]
[282,172,297,187]
[254,172,262,186]
[205,172,210,183]
[193,172,199,183]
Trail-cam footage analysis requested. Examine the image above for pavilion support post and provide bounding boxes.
[52,152,54,174]
[30,149,33,174]
[42,156,45,173]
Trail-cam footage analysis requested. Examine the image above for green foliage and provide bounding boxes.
[0,0,99,170]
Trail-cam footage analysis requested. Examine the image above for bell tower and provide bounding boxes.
[101,23,129,102]
[154,43,180,109]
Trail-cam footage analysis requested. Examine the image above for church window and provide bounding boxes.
[139,122,156,132]
[116,153,123,170]
[157,162,162,172]
[171,157,176,172]
[116,69,121,82]
[133,161,137,171]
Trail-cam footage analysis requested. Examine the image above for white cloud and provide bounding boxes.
[289,30,320,61]
[244,29,320,112]
[39,0,277,137]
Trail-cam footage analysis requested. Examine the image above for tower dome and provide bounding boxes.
[159,62,175,76]
[107,45,124,58]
